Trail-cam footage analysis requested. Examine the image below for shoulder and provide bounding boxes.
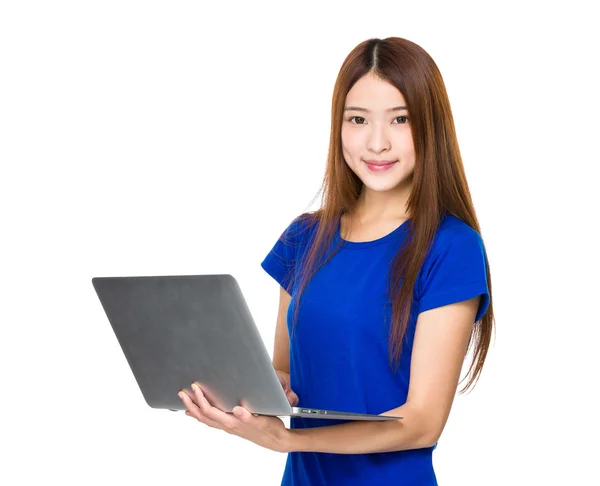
[287,211,318,233]
[415,214,490,319]
[435,214,481,241]
[419,214,487,276]
[279,211,320,249]
[429,214,484,254]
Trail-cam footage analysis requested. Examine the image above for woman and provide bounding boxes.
[179,36,495,485]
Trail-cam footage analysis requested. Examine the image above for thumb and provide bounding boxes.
[287,390,299,407]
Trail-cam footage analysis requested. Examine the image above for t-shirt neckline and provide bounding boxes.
[334,217,410,250]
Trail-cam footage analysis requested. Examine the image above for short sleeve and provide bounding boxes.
[260,216,306,294]
[416,227,490,322]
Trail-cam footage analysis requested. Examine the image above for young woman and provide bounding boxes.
[179,36,495,485]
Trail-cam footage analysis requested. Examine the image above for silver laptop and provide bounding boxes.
[92,274,402,421]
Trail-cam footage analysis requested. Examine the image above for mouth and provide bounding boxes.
[364,160,398,172]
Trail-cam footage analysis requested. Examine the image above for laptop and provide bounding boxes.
[92,274,402,421]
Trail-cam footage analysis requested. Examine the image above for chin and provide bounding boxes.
[360,173,414,192]
[363,182,403,192]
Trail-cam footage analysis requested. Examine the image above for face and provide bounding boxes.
[341,72,415,194]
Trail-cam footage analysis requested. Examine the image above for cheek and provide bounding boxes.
[398,132,415,159]
[341,131,361,158]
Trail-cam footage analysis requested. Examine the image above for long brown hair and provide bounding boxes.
[287,37,494,393]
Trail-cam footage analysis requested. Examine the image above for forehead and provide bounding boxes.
[345,73,406,109]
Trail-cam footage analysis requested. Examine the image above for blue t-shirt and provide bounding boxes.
[261,213,490,486]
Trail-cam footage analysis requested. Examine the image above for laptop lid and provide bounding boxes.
[92,274,293,415]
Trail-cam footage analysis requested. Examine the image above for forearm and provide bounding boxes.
[285,404,436,454]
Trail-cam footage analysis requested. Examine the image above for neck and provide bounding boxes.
[352,180,412,223]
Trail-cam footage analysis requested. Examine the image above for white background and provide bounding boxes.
[1,1,599,484]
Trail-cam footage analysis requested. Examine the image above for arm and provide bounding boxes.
[273,286,292,378]
[285,296,481,454]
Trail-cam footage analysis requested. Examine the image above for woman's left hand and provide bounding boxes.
[179,383,292,453]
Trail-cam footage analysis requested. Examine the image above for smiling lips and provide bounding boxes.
[364,160,398,172]
[364,160,397,165]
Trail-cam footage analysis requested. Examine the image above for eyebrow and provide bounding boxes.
[343,106,408,113]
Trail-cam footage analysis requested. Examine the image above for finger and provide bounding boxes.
[180,388,199,406]
[191,383,239,431]
[232,406,253,423]
[185,408,224,429]
[178,391,208,421]
[179,391,224,430]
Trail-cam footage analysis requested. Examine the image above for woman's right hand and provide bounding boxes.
[274,369,299,407]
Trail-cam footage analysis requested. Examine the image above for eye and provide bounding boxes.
[347,115,409,125]
[348,116,366,124]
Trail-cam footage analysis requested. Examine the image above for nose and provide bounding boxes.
[366,123,391,153]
